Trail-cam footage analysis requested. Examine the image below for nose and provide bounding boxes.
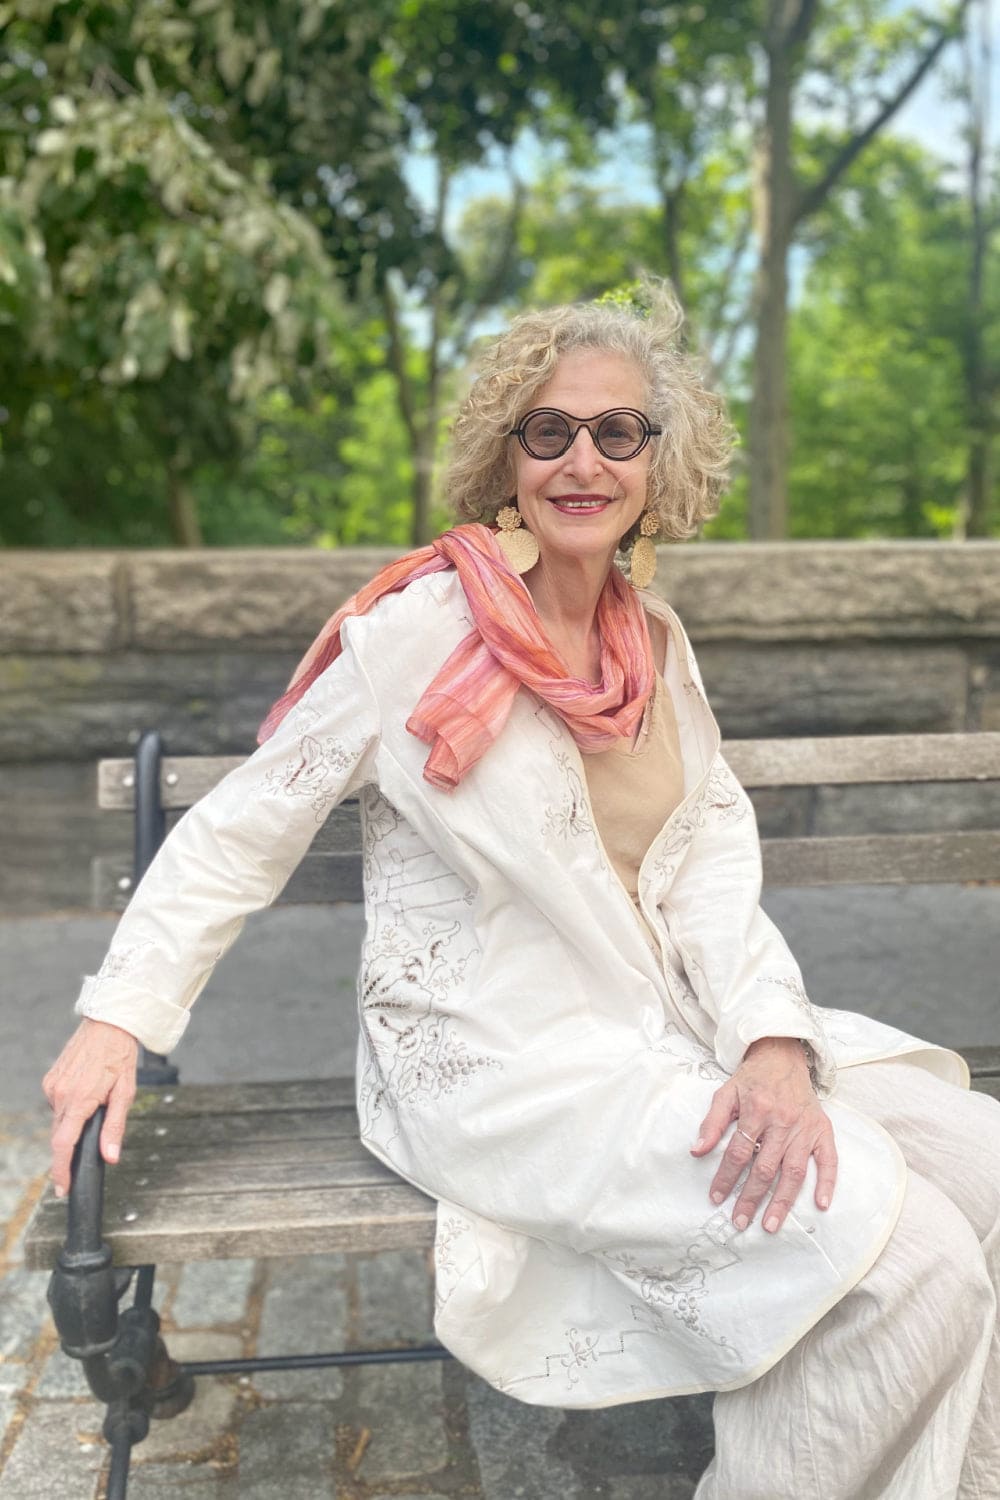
[562,424,604,478]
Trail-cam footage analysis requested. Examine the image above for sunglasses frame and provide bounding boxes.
[508,407,662,461]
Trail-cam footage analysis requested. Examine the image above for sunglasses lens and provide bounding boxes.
[521,411,571,457]
[595,411,646,458]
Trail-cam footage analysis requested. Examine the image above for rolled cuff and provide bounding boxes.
[75,975,192,1056]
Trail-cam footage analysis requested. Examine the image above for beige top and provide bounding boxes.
[582,670,686,947]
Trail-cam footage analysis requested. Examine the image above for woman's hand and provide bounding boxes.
[42,1018,138,1197]
[690,1036,837,1234]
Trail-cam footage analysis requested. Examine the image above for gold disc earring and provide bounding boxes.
[628,508,659,589]
[494,503,540,574]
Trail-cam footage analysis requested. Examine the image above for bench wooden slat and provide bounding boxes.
[110,1149,396,1199]
[98,733,1000,810]
[95,827,1000,912]
[93,851,364,909]
[726,733,1000,787]
[122,1106,361,1150]
[127,1078,354,1116]
[25,1181,437,1269]
[761,830,1000,886]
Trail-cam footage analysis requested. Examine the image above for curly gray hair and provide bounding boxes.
[443,281,734,542]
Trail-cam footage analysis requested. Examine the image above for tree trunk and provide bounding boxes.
[411,429,435,547]
[166,459,203,546]
[748,7,795,540]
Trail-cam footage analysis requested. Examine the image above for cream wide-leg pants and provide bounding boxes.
[693,1061,1000,1500]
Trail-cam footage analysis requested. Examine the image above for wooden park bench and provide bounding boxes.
[24,727,1000,1498]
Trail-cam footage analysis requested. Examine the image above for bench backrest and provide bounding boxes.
[92,732,1000,909]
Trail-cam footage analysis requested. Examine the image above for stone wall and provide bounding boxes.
[3,542,999,912]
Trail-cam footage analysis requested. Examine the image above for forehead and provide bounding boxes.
[531,349,647,414]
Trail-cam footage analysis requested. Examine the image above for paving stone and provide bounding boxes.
[356,1360,448,1485]
[35,1347,92,1399]
[0,1183,26,1228]
[121,1461,238,1499]
[552,1393,714,1490]
[159,1330,245,1364]
[0,1400,105,1500]
[605,1477,698,1499]
[465,1372,580,1500]
[253,1254,347,1401]
[369,1494,451,1500]
[237,1401,337,1499]
[0,1267,51,1358]
[0,1119,51,1183]
[0,1364,27,1394]
[0,1394,18,1443]
[130,1376,238,1463]
[356,1249,434,1346]
[172,1259,255,1328]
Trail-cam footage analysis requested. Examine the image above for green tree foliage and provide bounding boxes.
[786,138,998,537]
[0,2,363,544]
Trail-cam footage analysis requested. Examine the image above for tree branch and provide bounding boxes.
[786,0,821,54]
[794,0,973,226]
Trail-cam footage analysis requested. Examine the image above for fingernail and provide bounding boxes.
[764,1215,779,1233]
[105,1145,119,1163]
[710,1190,724,1205]
[734,1213,749,1231]
[817,1195,829,1210]
[54,1184,66,1199]
[693,1135,706,1152]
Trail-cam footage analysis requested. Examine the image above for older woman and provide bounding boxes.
[45,291,1000,1498]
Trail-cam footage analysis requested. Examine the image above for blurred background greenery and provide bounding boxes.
[1,0,997,548]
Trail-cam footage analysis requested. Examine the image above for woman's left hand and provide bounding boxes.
[690,1036,838,1234]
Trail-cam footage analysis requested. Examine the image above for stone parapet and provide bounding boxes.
[4,542,1000,653]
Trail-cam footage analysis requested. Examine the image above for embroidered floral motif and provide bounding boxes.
[542,748,596,842]
[433,1212,474,1313]
[560,1326,603,1386]
[263,730,364,823]
[648,757,749,887]
[600,1211,745,1361]
[358,920,499,1117]
[703,761,750,823]
[499,1330,629,1395]
[95,941,154,982]
[755,972,817,1027]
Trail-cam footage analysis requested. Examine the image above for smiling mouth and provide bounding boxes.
[548,495,613,514]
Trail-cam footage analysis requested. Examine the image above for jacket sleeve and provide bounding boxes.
[74,621,380,1055]
[661,754,836,1097]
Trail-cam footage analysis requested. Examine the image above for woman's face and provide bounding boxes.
[512,349,654,571]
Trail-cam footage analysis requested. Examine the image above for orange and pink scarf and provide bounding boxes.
[258,523,655,791]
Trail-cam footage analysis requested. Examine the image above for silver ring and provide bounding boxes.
[736,1127,762,1154]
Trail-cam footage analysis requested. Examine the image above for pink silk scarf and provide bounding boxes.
[258,523,655,791]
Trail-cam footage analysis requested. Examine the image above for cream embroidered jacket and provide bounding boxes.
[76,570,968,1407]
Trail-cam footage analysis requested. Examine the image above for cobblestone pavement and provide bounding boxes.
[0,1108,714,1500]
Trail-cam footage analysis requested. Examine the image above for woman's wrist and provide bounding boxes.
[744,1035,817,1082]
